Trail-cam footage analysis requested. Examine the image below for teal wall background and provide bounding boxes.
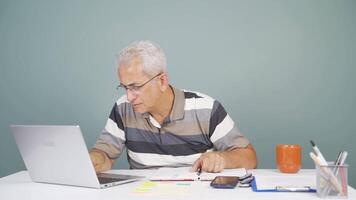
[1,0,355,187]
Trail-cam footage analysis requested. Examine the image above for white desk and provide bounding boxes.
[1,169,355,200]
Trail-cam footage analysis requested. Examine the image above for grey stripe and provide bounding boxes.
[126,140,212,156]
[163,119,210,136]
[125,127,213,146]
[127,154,191,169]
[213,125,249,150]
[123,109,212,135]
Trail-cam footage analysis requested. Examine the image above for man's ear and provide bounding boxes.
[159,73,169,91]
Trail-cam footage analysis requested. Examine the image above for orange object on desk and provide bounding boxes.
[276,144,301,173]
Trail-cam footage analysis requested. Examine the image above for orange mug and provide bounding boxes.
[276,144,301,173]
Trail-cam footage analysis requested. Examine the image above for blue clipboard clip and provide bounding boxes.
[250,177,316,193]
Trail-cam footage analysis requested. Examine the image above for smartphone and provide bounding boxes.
[210,176,239,189]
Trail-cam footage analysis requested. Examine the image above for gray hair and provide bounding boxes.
[117,40,167,77]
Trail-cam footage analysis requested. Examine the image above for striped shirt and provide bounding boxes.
[94,86,250,169]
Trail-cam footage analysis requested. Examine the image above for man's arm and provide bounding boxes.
[89,149,115,173]
[191,144,257,173]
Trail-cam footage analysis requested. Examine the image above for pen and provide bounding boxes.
[309,152,329,180]
[197,168,202,180]
[310,140,328,165]
[309,152,322,166]
[333,151,347,176]
[339,151,348,166]
[338,151,348,194]
[276,186,311,192]
[334,151,343,166]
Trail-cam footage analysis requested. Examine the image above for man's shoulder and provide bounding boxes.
[182,89,214,100]
[181,89,217,110]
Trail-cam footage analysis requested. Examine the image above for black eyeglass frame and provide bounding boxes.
[116,72,162,93]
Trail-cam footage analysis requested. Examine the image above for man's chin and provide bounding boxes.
[132,105,145,113]
[134,109,145,113]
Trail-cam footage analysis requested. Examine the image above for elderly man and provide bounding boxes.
[90,40,257,173]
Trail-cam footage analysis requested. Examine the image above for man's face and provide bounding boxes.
[118,58,161,113]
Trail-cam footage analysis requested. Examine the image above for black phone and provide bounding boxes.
[210,176,239,189]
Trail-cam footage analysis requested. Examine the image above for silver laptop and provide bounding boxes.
[10,125,143,189]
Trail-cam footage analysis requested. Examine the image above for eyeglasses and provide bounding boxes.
[116,73,162,94]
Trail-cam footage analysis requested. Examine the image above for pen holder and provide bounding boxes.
[316,163,348,198]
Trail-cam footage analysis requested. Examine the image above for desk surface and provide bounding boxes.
[1,169,355,200]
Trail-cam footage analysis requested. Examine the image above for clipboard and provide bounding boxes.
[251,176,316,193]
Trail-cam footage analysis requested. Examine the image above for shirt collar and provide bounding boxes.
[169,85,185,121]
[142,85,185,122]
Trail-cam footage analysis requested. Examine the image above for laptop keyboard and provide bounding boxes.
[98,176,126,184]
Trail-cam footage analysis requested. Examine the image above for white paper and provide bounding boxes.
[150,167,247,181]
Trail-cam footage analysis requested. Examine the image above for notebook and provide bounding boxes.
[150,167,247,181]
[10,125,144,189]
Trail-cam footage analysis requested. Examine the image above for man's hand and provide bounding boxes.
[191,145,258,173]
[89,149,114,173]
[191,151,227,173]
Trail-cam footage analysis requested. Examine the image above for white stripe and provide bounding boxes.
[128,150,208,166]
[210,114,234,143]
[116,95,129,106]
[104,118,126,141]
[184,98,214,111]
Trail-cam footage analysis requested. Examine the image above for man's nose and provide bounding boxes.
[126,89,136,103]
